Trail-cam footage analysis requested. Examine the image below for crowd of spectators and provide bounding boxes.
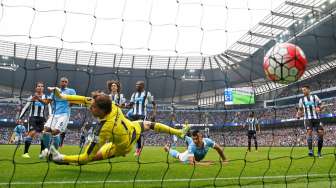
[1,124,336,147]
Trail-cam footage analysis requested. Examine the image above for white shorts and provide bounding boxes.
[44,114,70,132]
[178,151,191,163]
[15,135,24,142]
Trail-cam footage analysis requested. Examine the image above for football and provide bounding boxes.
[263,43,307,84]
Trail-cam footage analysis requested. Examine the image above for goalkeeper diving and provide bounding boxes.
[47,87,190,165]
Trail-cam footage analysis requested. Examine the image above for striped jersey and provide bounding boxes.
[246,118,258,131]
[130,91,154,117]
[299,95,321,119]
[19,94,51,119]
[109,93,126,106]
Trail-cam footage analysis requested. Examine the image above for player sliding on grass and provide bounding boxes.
[164,130,228,165]
[47,88,190,165]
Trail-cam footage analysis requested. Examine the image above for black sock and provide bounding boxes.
[248,139,251,151]
[254,139,258,150]
[40,140,45,153]
[24,141,31,154]
[60,132,66,146]
[307,136,313,151]
[136,136,142,150]
[318,136,323,153]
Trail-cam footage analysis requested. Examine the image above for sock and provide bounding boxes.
[307,135,313,151]
[152,123,182,137]
[248,138,251,151]
[169,149,179,159]
[42,132,51,149]
[60,132,66,146]
[24,136,32,154]
[136,136,142,150]
[53,135,61,149]
[40,139,45,153]
[317,136,323,154]
[254,139,258,150]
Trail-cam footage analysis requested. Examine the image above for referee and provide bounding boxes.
[297,85,324,157]
[243,112,260,152]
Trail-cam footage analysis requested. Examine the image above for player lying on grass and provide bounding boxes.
[164,130,228,165]
[48,88,190,165]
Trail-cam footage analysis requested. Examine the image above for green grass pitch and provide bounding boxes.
[0,145,335,188]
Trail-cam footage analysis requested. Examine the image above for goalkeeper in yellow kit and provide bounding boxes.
[48,88,190,165]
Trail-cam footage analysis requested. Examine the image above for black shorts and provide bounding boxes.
[304,119,323,131]
[247,130,256,139]
[29,117,46,133]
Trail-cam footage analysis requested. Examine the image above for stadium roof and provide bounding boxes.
[0,0,330,70]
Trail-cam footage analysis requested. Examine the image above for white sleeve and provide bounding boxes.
[315,95,321,105]
[120,94,126,105]
[147,92,153,103]
[298,98,303,108]
[19,96,32,119]
[130,93,135,103]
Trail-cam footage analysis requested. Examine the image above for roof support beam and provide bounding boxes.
[226,50,251,57]
[248,31,274,39]
[259,22,287,31]
[271,11,304,21]
[285,1,319,11]
[237,41,264,49]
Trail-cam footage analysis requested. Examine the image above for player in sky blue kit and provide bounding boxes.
[164,130,228,165]
[39,77,76,158]
[12,120,26,144]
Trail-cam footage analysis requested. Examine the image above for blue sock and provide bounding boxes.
[169,149,180,159]
[53,135,61,149]
[42,133,51,149]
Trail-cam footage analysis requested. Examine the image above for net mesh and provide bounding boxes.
[0,0,336,187]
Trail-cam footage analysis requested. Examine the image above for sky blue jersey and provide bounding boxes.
[14,124,26,136]
[48,87,76,115]
[185,136,215,161]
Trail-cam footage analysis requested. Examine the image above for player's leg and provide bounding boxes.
[316,122,324,158]
[253,132,258,151]
[51,140,102,165]
[164,144,180,160]
[41,116,55,150]
[247,132,252,152]
[52,115,69,149]
[142,121,190,138]
[305,120,314,156]
[22,130,34,158]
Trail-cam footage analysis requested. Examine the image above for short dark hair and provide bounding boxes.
[106,80,121,93]
[191,130,201,137]
[94,94,112,114]
[35,81,44,87]
[302,85,310,89]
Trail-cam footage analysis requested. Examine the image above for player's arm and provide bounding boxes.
[32,95,52,105]
[213,143,228,163]
[18,97,31,119]
[315,95,322,112]
[48,87,93,106]
[296,99,304,118]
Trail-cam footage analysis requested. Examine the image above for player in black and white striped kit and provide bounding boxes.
[243,112,260,152]
[128,81,157,156]
[19,81,51,158]
[297,85,324,157]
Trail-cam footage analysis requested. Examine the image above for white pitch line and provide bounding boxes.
[0,173,335,185]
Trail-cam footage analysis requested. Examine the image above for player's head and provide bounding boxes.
[16,119,23,124]
[135,81,145,92]
[90,92,112,118]
[59,77,69,88]
[249,112,254,118]
[107,80,121,94]
[35,81,44,93]
[301,85,310,96]
[191,130,203,147]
